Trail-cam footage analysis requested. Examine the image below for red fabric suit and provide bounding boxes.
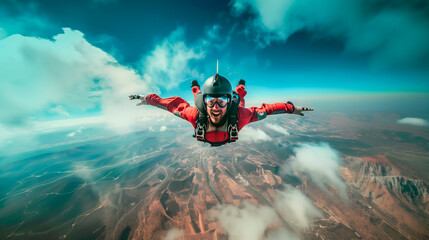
[145,84,294,144]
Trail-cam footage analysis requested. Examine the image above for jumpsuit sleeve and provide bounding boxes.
[145,94,198,127]
[237,102,294,130]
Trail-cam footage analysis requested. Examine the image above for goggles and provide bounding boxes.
[204,95,229,108]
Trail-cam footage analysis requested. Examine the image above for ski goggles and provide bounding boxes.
[204,95,229,108]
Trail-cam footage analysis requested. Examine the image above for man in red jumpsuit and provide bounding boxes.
[129,73,313,146]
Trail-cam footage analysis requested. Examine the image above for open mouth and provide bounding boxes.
[212,112,221,117]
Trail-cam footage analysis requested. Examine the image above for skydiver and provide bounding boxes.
[129,68,313,147]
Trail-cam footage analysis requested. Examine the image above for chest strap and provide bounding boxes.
[193,92,240,146]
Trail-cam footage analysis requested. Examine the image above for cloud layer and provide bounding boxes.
[232,0,429,69]
[397,117,429,127]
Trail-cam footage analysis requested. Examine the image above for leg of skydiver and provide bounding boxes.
[235,79,246,107]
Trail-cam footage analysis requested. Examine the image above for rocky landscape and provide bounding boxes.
[1,112,428,239]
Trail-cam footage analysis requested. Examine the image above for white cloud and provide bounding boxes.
[50,105,70,117]
[217,202,280,240]
[275,185,322,229]
[67,131,76,137]
[282,143,347,198]
[397,117,429,127]
[160,125,167,132]
[141,28,205,90]
[235,173,250,186]
[232,0,429,69]
[163,228,184,240]
[240,127,272,143]
[67,129,82,137]
[0,28,151,131]
[265,123,290,136]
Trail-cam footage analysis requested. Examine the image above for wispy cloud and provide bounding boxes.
[67,128,83,137]
[265,123,290,136]
[275,185,323,229]
[232,0,429,69]
[140,28,205,90]
[140,24,234,91]
[49,105,70,117]
[239,127,272,143]
[282,142,347,198]
[397,117,429,127]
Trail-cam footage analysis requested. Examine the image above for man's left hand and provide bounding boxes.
[292,106,314,116]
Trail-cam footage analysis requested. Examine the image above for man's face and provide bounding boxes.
[205,96,228,125]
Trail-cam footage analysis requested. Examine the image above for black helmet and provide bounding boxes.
[202,73,232,97]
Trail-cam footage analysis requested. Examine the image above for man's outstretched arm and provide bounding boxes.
[237,101,314,130]
[129,94,198,126]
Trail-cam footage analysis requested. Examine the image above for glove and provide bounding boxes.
[191,80,200,88]
[292,106,314,116]
[129,95,147,106]
[129,95,141,100]
[288,101,314,116]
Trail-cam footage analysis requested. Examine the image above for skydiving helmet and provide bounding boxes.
[201,73,233,107]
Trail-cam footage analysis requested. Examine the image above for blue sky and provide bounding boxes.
[1,0,429,133]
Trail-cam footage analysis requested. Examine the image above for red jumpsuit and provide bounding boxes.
[145,84,294,144]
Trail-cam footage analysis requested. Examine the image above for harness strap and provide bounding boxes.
[194,92,240,146]
[195,111,207,140]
